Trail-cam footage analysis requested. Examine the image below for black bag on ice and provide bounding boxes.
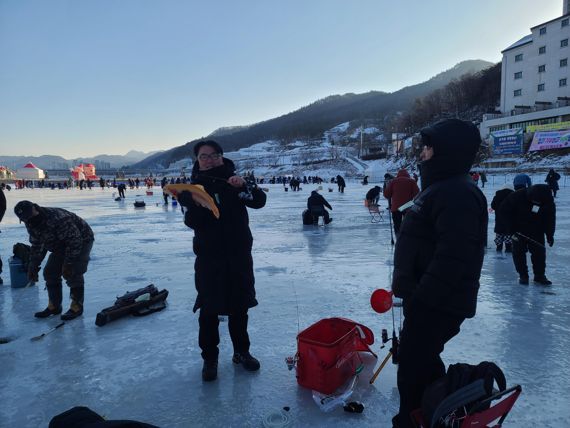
[421,361,507,428]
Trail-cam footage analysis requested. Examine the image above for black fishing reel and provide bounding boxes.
[379,328,399,365]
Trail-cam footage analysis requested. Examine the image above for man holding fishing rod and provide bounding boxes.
[390,119,488,428]
[496,183,556,285]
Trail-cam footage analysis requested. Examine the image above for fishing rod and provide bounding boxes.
[513,232,546,249]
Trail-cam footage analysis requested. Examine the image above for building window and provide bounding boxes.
[539,46,546,54]
[560,78,567,87]
[514,89,522,96]
[563,18,569,27]
[562,39,569,48]
[540,27,547,35]
[562,58,568,67]
[515,53,523,62]
[539,64,546,72]
[538,83,545,91]
[514,71,522,79]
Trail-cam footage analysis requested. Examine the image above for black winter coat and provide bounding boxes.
[184,159,266,314]
[491,188,514,232]
[392,177,487,318]
[496,184,555,241]
[0,188,5,223]
[545,171,560,191]
[307,192,332,211]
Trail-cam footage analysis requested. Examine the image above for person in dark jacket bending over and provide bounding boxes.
[177,140,266,382]
[307,190,333,224]
[365,185,382,206]
[496,184,555,285]
[391,119,488,428]
[14,201,94,320]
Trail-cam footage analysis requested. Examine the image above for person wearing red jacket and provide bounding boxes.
[383,169,420,235]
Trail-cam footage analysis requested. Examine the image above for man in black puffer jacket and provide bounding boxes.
[496,184,555,285]
[178,140,266,383]
[391,119,488,428]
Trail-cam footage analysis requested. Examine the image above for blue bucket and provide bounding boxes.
[9,257,29,288]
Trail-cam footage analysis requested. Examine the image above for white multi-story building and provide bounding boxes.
[480,0,570,137]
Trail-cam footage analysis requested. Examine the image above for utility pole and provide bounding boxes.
[360,123,364,158]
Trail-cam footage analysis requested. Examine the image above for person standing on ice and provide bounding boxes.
[383,168,420,236]
[336,175,346,193]
[491,185,514,253]
[177,140,266,382]
[390,119,488,428]
[14,201,94,320]
[496,184,555,285]
[0,186,5,285]
[545,168,561,198]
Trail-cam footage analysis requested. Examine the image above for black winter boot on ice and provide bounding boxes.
[534,276,552,285]
[232,352,260,371]
[61,302,83,320]
[35,303,62,318]
[202,359,218,382]
[505,243,512,253]
[519,276,529,285]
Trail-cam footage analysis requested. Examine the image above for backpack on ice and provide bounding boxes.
[418,361,522,428]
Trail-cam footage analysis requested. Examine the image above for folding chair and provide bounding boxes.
[412,384,522,428]
[368,203,384,223]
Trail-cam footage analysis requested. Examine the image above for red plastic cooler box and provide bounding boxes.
[296,317,375,394]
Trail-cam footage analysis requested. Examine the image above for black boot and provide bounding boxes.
[61,301,83,320]
[534,275,552,285]
[202,359,218,382]
[232,352,260,371]
[505,243,512,253]
[496,244,503,252]
[519,275,529,285]
[35,303,62,318]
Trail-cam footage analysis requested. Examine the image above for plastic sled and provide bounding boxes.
[412,384,522,428]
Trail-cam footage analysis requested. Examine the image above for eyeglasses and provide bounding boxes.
[198,153,222,161]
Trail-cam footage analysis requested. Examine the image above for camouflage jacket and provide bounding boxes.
[26,207,94,268]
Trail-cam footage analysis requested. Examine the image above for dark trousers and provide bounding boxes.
[199,310,250,361]
[118,188,125,198]
[43,241,93,307]
[512,236,546,278]
[394,305,465,428]
[392,211,403,235]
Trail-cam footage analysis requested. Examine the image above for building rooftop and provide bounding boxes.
[501,34,533,53]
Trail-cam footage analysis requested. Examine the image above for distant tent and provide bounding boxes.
[16,162,45,180]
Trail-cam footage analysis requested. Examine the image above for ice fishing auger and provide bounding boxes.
[369,289,401,384]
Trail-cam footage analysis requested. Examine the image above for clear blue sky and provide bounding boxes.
[0,0,563,158]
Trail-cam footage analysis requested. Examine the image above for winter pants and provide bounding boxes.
[43,240,93,307]
[392,211,403,235]
[512,235,546,278]
[199,310,250,361]
[393,304,465,428]
[118,188,125,198]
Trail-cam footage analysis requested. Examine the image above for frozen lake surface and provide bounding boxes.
[1,181,569,427]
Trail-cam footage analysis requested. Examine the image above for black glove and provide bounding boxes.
[176,191,194,207]
[547,236,554,247]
